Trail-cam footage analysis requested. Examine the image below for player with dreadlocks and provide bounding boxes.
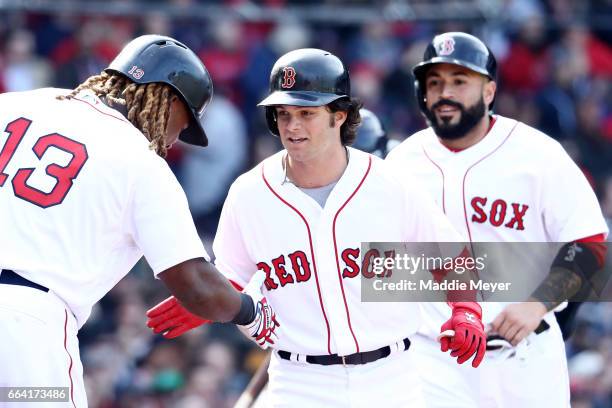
[0,35,278,406]
[59,71,175,157]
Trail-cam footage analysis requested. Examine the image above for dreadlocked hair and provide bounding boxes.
[58,71,173,157]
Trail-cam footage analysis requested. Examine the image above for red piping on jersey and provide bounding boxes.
[63,310,76,408]
[462,121,519,243]
[422,147,446,214]
[261,164,333,355]
[332,156,372,353]
[73,97,130,124]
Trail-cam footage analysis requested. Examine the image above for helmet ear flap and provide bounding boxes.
[265,107,280,136]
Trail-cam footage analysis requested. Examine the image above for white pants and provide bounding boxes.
[410,320,570,408]
[266,345,425,407]
[0,285,86,408]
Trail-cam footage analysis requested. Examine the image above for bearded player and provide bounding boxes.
[386,32,608,407]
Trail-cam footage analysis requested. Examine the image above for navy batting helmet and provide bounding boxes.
[258,48,350,136]
[412,32,497,114]
[105,35,213,147]
[353,109,389,158]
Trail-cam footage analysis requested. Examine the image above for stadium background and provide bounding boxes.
[0,0,610,406]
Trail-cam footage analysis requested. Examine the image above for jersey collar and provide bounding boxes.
[74,89,130,124]
[422,115,518,163]
[262,147,373,213]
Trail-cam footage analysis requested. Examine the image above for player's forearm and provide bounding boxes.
[437,246,479,302]
[175,277,245,323]
[159,258,244,322]
[531,241,603,312]
[530,266,582,311]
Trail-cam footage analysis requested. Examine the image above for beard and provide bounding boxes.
[424,97,486,140]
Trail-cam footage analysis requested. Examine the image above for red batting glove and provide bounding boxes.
[439,302,486,367]
[146,296,211,339]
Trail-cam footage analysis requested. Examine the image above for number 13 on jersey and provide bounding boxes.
[0,117,88,208]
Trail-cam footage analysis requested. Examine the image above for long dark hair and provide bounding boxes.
[327,97,363,146]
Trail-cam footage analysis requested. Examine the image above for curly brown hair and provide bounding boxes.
[327,97,363,146]
[58,71,173,157]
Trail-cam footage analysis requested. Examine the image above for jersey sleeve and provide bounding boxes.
[541,143,608,242]
[212,182,255,288]
[127,155,209,276]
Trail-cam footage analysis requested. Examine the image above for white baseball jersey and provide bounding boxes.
[213,147,460,357]
[0,88,208,327]
[385,114,608,408]
[386,114,608,331]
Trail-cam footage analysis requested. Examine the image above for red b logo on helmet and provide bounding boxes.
[438,37,455,56]
[281,67,296,89]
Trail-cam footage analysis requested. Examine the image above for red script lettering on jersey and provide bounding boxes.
[258,248,387,290]
[470,196,529,231]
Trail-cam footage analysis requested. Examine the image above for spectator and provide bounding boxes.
[53,20,110,88]
[199,18,248,104]
[574,95,612,179]
[500,14,551,92]
[2,29,51,91]
[181,95,248,235]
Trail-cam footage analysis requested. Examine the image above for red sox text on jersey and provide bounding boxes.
[213,148,460,355]
[257,247,398,290]
[470,197,529,230]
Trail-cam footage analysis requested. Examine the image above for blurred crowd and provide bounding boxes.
[0,0,611,406]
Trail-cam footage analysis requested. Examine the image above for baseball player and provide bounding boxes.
[213,108,396,408]
[385,32,609,407]
[146,48,487,407]
[0,35,277,407]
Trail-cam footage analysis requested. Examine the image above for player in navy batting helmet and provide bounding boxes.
[258,48,362,146]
